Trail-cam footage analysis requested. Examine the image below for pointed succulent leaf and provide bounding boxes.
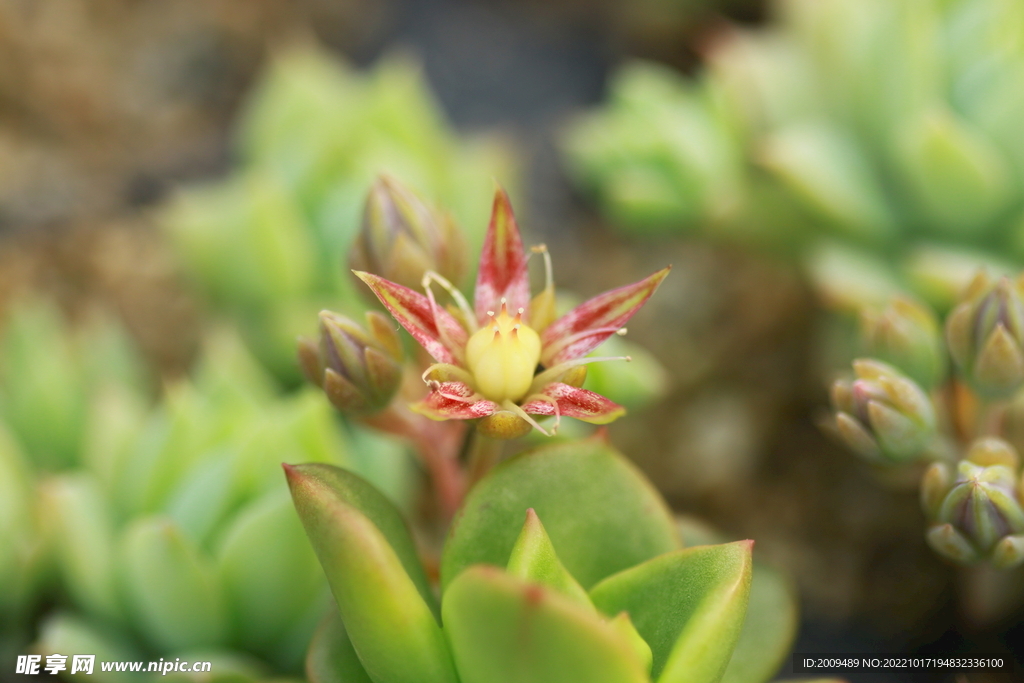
[541,267,670,366]
[34,613,140,683]
[216,491,325,666]
[506,509,593,609]
[443,566,650,683]
[306,607,374,683]
[992,535,1024,569]
[119,518,228,652]
[719,562,798,683]
[522,383,626,425]
[285,464,457,683]
[861,296,945,389]
[589,541,753,683]
[921,462,952,519]
[442,437,679,592]
[609,612,654,676]
[756,122,896,242]
[40,474,122,623]
[474,187,531,324]
[355,271,466,365]
[926,523,978,563]
[974,324,1024,393]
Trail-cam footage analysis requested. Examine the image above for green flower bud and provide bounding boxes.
[946,272,1024,398]
[349,176,467,292]
[298,311,404,415]
[923,438,1024,568]
[861,296,946,389]
[830,359,936,463]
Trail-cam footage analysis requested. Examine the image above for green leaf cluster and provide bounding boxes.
[564,0,1024,312]
[290,437,796,683]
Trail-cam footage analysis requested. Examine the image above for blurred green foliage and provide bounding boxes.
[0,299,411,678]
[565,0,1024,311]
[161,45,519,384]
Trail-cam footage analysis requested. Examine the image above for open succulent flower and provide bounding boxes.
[356,187,670,439]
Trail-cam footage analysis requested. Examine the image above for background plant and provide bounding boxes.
[564,0,1024,313]
[159,43,519,385]
[828,273,1024,572]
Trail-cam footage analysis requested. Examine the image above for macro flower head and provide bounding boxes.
[355,187,669,439]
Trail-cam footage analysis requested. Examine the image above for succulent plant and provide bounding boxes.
[298,311,405,416]
[287,436,798,683]
[0,298,149,472]
[922,438,1024,568]
[826,270,1024,568]
[564,0,1024,312]
[160,44,518,384]
[0,299,151,633]
[946,272,1024,398]
[23,328,412,678]
[830,359,937,464]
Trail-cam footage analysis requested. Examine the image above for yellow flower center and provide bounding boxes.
[466,302,541,403]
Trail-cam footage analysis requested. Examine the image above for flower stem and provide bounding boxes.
[466,430,503,489]
[361,404,466,520]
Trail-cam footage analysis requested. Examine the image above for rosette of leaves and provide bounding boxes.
[0,298,148,472]
[32,329,411,681]
[287,435,799,683]
[827,273,1024,568]
[0,299,149,633]
[160,44,519,384]
[564,0,1024,312]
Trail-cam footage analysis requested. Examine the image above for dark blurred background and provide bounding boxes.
[1,1,1021,681]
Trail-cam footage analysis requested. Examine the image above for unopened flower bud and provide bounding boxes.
[923,438,1024,568]
[861,296,945,389]
[298,311,404,415]
[946,272,1024,398]
[830,359,936,463]
[349,175,466,292]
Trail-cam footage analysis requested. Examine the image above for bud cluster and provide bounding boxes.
[826,272,1024,568]
[921,439,1024,568]
[298,310,404,416]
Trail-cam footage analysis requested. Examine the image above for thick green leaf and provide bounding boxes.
[590,541,752,683]
[442,437,679,591]
[216,490,326,668]
[506,509,592,609]
[283,462,435,613]
[443,566,650,683]
[119,518,228,651]
[675,516,799,683]
[40,474,122,622]
[305,607,374,683]
[285,463,456,683]
[719,562,798,683]
[34,612,140,683]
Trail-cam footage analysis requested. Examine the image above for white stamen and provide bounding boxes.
[422,270,477,332]
[530,244,554,293]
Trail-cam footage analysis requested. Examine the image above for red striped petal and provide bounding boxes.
[521,382,625,425]
[355,271,467,365]
[540,266,670,366]
[412,381,500,421]
[474,187,531,324]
